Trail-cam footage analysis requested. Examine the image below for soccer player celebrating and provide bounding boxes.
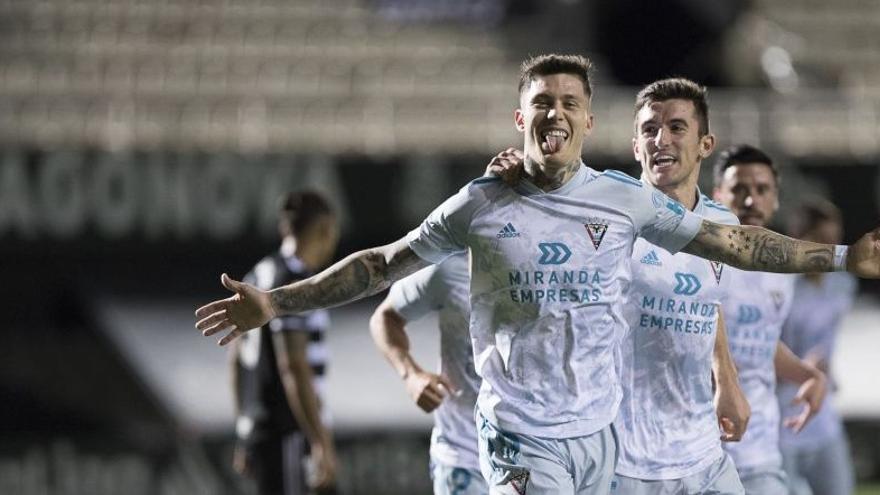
[714,145,829,494]
[616,79,749,493]
[369,253,488,494]
[486,78,750,494]
[197,55,880,494]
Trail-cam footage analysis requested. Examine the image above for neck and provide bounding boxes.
[281,236,321,271]
[805,272,825,284]
[524,157,581,192]
[656,176,700,211]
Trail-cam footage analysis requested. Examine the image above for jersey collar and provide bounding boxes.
[515,160,588,196]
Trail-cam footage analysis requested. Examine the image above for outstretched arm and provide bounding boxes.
[269,238,429,314]
[682,221,880,277]
[775,341,827,433]
[195,237,432,345]
[369,298,457,413]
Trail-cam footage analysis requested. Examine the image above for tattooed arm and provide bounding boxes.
[270,238,429,314]
[195,237,432,345]
[682,220,858,273]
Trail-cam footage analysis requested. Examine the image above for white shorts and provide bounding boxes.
[611,453,743,495]
[739,465,788,495]
[782,433,854,495]
[431,459,489,495]
[477,411,618,495]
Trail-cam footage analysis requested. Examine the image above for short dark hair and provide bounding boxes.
[518,54,594,98]
[634,78,710,136]
[712,144,779,187]
[788,197,842,238]
[278,190,334,237]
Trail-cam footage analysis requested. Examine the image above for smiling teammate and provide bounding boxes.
[713,145,830,494]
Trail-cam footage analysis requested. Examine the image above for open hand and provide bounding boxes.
[784,370,827,433]
[195,273,276,346]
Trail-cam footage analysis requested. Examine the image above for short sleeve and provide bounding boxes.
[407,182,483,264]
[637,188,703,254]
[387,264,447,322]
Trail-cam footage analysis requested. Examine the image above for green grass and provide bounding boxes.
[857,484,880,495]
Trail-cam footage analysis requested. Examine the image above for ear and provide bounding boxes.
[632,136,640,162]
[583,113,594,136]
[514,109,525,132]
[699,133,716,159]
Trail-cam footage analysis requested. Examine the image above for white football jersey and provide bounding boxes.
[406,164,702,438]
[386,253,481,470]
[722,268,795,471]
[615,192,739,479]
[778,273,856,450]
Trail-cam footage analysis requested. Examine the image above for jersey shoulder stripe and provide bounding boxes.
[701,194,732,212]
[601,169,643,188]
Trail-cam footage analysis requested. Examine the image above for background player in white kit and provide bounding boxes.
[369,253,489,495]
[486,78,750,494]
[778,199,857,495]
[713,144,829,495]
[195,54,880,495]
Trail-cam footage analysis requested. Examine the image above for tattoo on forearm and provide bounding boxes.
[271,257,372,313]
[701,221,723,238]
[805,248,832,271]
[751,234,794,268]
[272,245,427,313]
[688,221,834,273]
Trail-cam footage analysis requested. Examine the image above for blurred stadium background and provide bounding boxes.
[3,0,880,493]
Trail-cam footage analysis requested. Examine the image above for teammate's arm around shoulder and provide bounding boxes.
[369,298,457,413]
[681,220,880,278]
[484,148,525,185]
[195,238,431,345]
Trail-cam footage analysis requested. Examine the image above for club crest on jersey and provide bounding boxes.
[709,261,724,284]
[584,218,609,250]
[770,290,785,312]
[508,471,530,494]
